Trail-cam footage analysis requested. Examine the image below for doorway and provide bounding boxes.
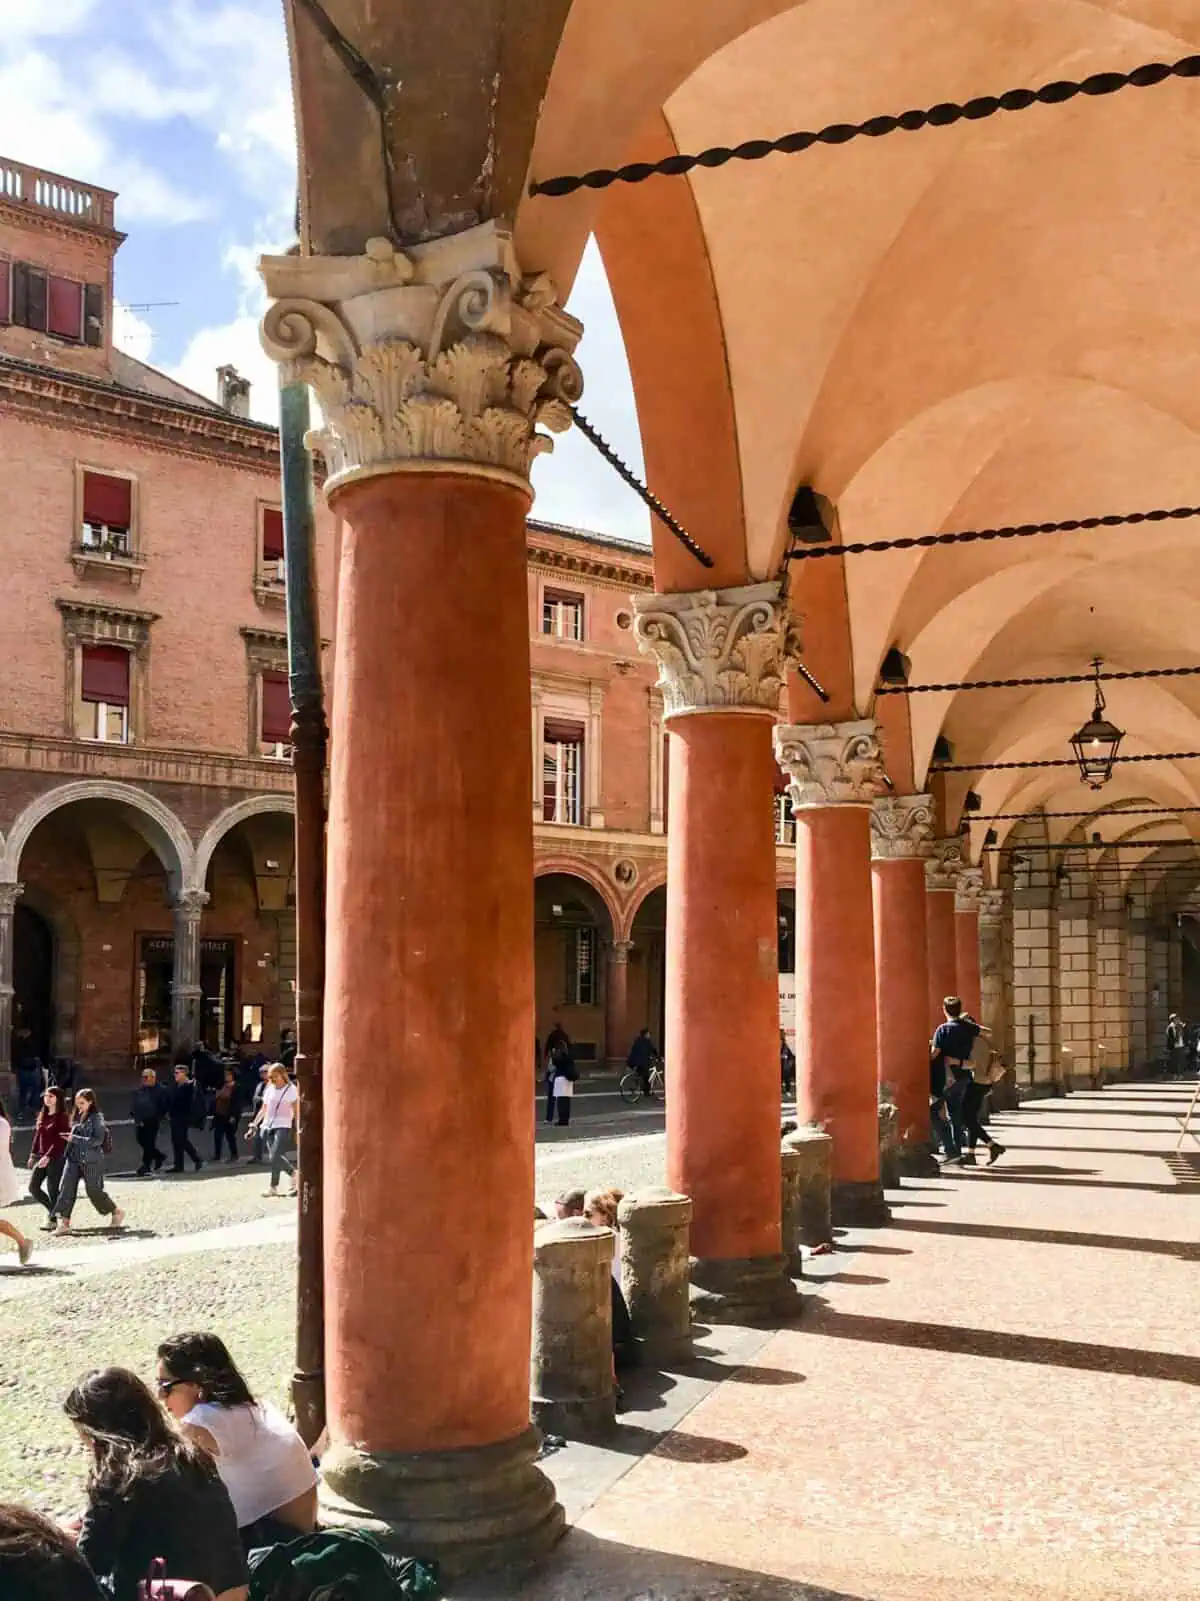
[13,904,55,1065]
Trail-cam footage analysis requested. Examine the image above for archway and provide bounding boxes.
[12,904,54,1071]
[628,884,667,1052]
[533,872,617,1069]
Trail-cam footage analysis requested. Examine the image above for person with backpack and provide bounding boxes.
[52,1088,125,1236]
[931,997,1004,1167]
[168,1065,205,1175]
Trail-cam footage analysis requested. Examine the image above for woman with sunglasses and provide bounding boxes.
[155,1332,317,1551]
[63,1366,247,1601]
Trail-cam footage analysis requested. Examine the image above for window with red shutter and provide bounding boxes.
[47,276,83,340]
[0,260,10,325]
[13,263,47,331]
[80,645,130,706]
[261,508,285,563]
[82,471,133,535]
[261,672,292,746]
[542,718,584,824]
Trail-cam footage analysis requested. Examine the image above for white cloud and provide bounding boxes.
[3,1,96,42]
[170,313,280,424]
[112,301,154,363]
[531,238,650,542]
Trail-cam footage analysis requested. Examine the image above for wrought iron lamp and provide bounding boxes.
[1069,659,1124,789]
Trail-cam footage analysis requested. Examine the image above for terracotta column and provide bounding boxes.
[170,888,208,1055]
[954,867,984,1021]
[260,225,583,1569]
[776,721,890,1227]
[634,584,798,1323]
[0,881,22,1097]
[870,795,938,1177]
[604,939,632,1066]
[926,839,963,1026]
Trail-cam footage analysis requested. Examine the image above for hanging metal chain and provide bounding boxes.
[531,55,1200,198]
[936,751,1200,773]
[787,503,1200,562]
[571,408,714,568]
[974,805,1200,822]
[880,663,1200,695]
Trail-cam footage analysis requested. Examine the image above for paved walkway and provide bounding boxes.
[516,1082,1200,1601]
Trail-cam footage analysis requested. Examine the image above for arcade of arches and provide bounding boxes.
[248,0,1200,1578]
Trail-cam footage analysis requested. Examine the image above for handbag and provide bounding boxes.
[137,1558,216,1601]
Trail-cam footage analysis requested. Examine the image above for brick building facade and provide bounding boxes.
[0,157,794,1084]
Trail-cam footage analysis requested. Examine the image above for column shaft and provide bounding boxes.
[955,908,982,1020]
[795,806,883,1214]
[604,942,631,1066]
[926,892,958,1024]
[171,892,206,1054]
[323,470,536,1457]
[0,883,21,1092]
[665,713,783,1265]
[872,857,935,1173]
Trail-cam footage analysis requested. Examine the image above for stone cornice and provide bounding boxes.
[0,356,283,474]
[0,192,124,248]
[0,731,294,795]
[527,543,653,590]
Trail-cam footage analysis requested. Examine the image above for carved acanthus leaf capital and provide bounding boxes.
[174,889,210,918]
[870,794,935,860]
[774,720,887,809]
[633,583,788,717]
[955,866,986,913]
[978,888,1006,925]
[0,882,24,915]
[259,223,583,495]
[925,838,965,893]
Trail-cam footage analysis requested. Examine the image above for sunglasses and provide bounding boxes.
[156,1378,186,1396]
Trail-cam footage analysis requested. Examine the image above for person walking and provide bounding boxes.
[931,997,1005,1167]
[550,1042,578,1128]
[52,1088,125,1236]
[131,1067,168,1177]
[1166,1013,1189,1077]
[246,1064,298,1197]
[167,1064,204,1175]
[0,1104,34,1265]
[543,1021,571,1124]
[28,1085,71,1219]
[211,1067,244,1164]
[780,1028,797,1098]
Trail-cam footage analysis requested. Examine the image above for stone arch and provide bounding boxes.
[533,856,622,935]
[1,780,194,893]
[191,794,296,893]
[618,865,669,942]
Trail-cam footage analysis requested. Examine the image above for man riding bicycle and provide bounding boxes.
[626,1027,660,1097]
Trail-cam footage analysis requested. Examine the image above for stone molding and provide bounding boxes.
[955,866,985,913]
[0,883,23,914]
[925,838,965,893]
[173,888,210,917]
[869,793,935,860]
[774,719,887,809]
[259,222,583,494]
[978,888,1006,926]
[633,582,790,718]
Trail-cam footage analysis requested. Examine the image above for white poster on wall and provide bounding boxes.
[779,972,796,1053]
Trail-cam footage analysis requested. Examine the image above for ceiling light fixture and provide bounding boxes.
[1069,659,1124,789]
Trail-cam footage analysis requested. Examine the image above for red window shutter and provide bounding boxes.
[261,508,284,560]
[47,276,82,339]
[82,471,133,529]
[80,645,130,705]
[543,718,585,745]
[0,261,10,324]
[261,672,291,743]
[14,264,46,331]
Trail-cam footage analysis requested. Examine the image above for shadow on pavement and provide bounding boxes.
[891,1215,1200,1260]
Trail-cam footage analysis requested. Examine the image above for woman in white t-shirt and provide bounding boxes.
[247,1064,298,1198]
[156,1331,317,1551]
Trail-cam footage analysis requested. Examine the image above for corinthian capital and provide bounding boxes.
[0,882,23,915]
[870,794,935,860]
[774,720,887,809]
[925,838,965,893]
[259,222,582,495]
[978,888,1005,925]
[955,866,985,913]
[633,583,788,717]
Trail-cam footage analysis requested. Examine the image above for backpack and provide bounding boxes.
[247,1529,439,1601]
[101,1122,114,1157]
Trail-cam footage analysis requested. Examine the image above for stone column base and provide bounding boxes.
[531,1391,614,1440]
[689,1253,801,1326]
[831,1180,891,1229]
[896,1141,940,1179]
[319,1425,564,1579]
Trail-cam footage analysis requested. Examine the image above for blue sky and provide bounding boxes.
[0,0,649,540]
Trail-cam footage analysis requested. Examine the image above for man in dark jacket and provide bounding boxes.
[167,1065,204,1174]
[131,1067,168,1176]
[626,1028,659,1097]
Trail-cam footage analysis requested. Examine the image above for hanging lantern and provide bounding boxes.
[1069,658,1124,789]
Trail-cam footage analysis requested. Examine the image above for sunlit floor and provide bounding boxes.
[517,1081,1200,1601]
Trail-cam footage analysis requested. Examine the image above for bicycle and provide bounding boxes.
[619,1059,665,1105]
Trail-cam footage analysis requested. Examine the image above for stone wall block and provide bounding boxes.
[531,1218,615,1439]
[781,1125,833,1256]
[617,1187,694,1365]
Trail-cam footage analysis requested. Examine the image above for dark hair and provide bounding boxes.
[71,1088,99,1124]
[943,996,963,1018]
[36,1088,66,1128]
[63,1368,205,1497]
[156,1332,255,1409]
[555,1189,585,1214]
[0,1503,103,1601]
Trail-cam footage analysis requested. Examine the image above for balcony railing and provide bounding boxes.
[0,158,117,230]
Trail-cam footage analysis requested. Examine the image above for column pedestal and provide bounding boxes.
[636,585,798,1326]
[778,722,890,1230]
[870,796,937,1179]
